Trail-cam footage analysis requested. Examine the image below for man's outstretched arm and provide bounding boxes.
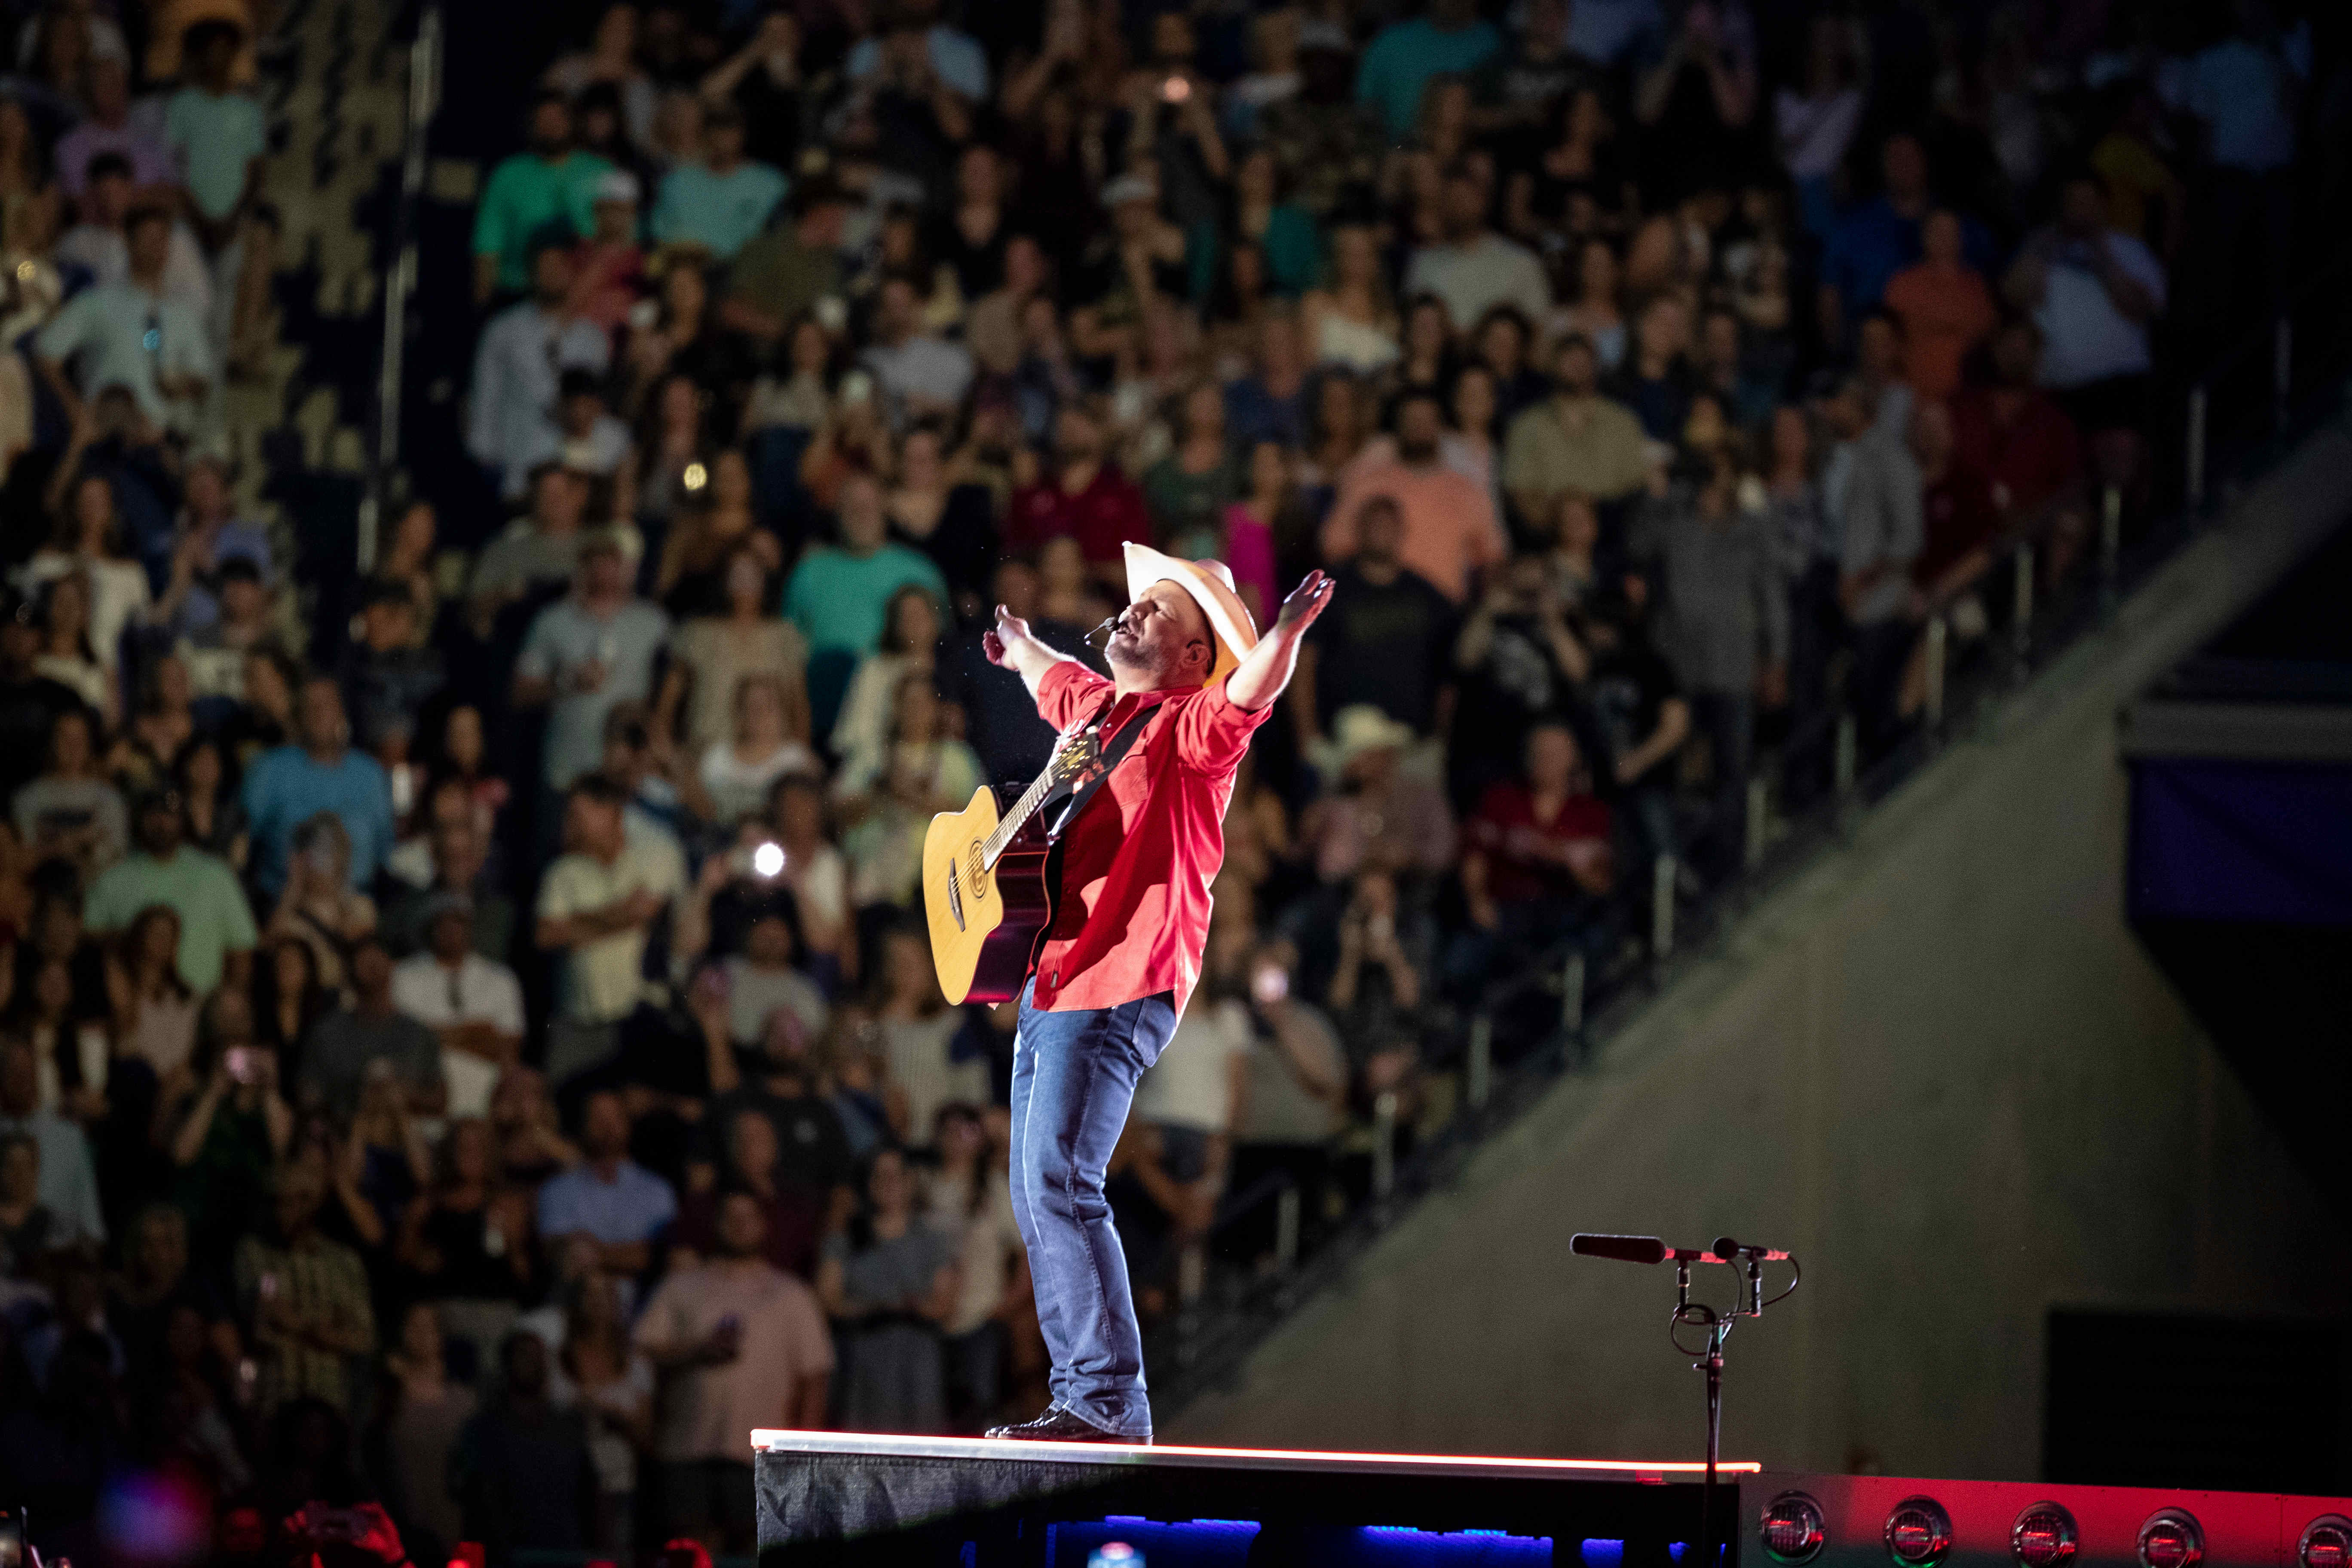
[1226,570,1334,713]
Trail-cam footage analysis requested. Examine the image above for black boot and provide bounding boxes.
[983,1406,1146,1443]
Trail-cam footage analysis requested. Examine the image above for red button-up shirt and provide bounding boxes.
[1029,661,1268,1018]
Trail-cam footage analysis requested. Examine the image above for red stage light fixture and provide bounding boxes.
[2300,1516,2352,1568]
[2011,1503,2078,1568]
[2138,1510,2204,1568]
[1885,1498,1954,1568]
[1760,1492,1827,1565]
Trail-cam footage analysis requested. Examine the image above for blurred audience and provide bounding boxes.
[0,0,2302,1556]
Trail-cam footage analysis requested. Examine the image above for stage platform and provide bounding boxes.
[752,1429,1758,1565]
[751,1430,2352,1568]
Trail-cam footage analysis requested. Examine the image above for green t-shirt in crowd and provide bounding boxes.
[781,544,948,656]
[84,846,259,993]
[164,86,266,221]
[472,150,614,293]
[651,159,789,261]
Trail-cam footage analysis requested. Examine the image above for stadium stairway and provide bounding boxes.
[239,0,408,658]
[1159,398,2352,1489]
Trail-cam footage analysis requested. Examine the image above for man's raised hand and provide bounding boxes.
[1227,570,1332,710]
[1276,569,1336,633]
[984,603,1039,669]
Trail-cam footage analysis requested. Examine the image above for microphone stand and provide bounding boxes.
[1670,1253,1737,1568]
[1575,1239,1799,1568]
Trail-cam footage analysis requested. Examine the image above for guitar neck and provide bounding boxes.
[980,759,1060,869]
[983,692,1148,869]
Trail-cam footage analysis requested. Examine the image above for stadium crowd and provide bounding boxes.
[0,0,2327,1559]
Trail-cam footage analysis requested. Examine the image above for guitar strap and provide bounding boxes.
[1038,691,1172,842]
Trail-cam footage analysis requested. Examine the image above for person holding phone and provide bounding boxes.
[2000,173,2166,455]
[1326,867,1429,1115]
[634,1189,831,1555]
[512,529,674,798]
[167,989,293,1255]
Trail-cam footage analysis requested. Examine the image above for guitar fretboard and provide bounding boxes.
[979,745,1073,871]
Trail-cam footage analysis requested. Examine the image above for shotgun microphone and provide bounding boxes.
[1712,1237,1793,1262]
[1570,1234,1671,1265]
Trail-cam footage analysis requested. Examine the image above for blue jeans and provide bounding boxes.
[1007,978,1179,1438]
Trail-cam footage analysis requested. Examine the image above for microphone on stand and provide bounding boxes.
[1569,1234,1672,1265]
[1574,1226,1802,1562]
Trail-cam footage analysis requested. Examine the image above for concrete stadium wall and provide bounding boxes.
[1165,410,2352,1481]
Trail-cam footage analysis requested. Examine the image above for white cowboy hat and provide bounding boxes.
[1123,542,1260,686]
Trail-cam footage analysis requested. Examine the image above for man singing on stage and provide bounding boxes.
[979,542,1333,1444]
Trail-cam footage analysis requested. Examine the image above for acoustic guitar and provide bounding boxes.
[924,692,1168,1004]
[922,743,1082,1006]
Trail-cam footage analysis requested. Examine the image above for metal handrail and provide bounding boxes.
[358,2,442,570]
[2184,245,2352,508]
[2187,247,2352,389]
